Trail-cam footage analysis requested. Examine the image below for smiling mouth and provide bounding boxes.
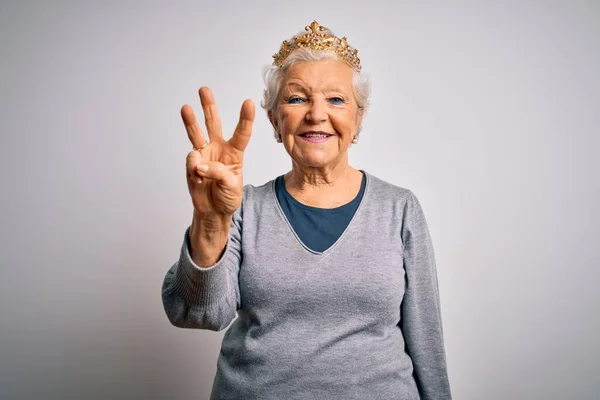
[299,131,332,138]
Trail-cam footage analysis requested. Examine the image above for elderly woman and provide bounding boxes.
[162,21,452,400]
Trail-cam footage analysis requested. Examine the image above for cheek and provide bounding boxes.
[279,111,303,131]
[332,112,358,136]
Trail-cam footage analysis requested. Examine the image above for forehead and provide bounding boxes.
[283,59,354,91]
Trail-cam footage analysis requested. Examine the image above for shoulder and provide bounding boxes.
[239,178,277,213]
[241,177,276,201]
[364,171,417,204]
[363,172,432,244]
[362,171,427,224]
[228,179,277,223]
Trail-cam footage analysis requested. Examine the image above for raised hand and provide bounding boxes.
[183,87,255,218]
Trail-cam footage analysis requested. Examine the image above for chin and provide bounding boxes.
[298,155,338,169]
[288,146,343,169]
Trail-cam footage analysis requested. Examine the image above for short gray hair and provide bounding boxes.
[261,34,371,141]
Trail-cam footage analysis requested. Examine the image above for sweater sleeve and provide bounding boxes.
[400,191,452,399]
[161,206,243,331]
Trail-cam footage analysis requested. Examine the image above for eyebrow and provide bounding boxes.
[283,82,350,94]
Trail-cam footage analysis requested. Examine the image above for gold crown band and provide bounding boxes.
[272,21,361,71]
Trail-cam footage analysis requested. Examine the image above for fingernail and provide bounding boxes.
[197,164,208,172]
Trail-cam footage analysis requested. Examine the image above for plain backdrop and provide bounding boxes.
[1,1,599,399]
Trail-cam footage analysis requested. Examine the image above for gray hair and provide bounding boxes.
[261,30,371,141]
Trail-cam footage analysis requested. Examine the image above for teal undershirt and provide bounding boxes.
[274,172,366,252]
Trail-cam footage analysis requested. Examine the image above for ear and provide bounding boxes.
[268,110,279,131]
[355,107,364,129]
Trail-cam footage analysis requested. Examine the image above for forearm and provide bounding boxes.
[162,212,242,330]
[402,191,452,398]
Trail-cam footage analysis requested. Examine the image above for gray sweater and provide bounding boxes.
[162,172,452,399]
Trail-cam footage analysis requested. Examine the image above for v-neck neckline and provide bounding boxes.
[270,171,371,256]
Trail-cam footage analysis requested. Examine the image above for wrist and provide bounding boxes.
[188,211,231,267]
[192,210,232,233]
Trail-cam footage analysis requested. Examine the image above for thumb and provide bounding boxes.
[196,161,240,187]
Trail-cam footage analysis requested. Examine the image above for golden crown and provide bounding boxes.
[272,21,361,70]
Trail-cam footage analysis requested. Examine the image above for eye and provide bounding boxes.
[328,97,345,105]
[286,96,306,104]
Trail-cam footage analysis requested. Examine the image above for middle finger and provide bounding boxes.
[199,87,223,142]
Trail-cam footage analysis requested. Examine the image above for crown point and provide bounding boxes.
[306,21,322,35]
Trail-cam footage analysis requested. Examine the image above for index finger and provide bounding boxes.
[181,104,207,150]
[228,99,255,152]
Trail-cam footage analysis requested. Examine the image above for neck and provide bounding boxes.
[287,158,353,189]
[284,159,363,208]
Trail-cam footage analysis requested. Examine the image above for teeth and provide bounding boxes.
[304,134,328,138]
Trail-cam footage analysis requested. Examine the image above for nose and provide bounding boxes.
[305,97,328,123]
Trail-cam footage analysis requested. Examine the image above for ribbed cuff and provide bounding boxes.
[171,227,231,306]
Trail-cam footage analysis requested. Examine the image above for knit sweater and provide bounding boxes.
[162,172,452,399]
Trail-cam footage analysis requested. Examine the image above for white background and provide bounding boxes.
[1,1,599,399]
